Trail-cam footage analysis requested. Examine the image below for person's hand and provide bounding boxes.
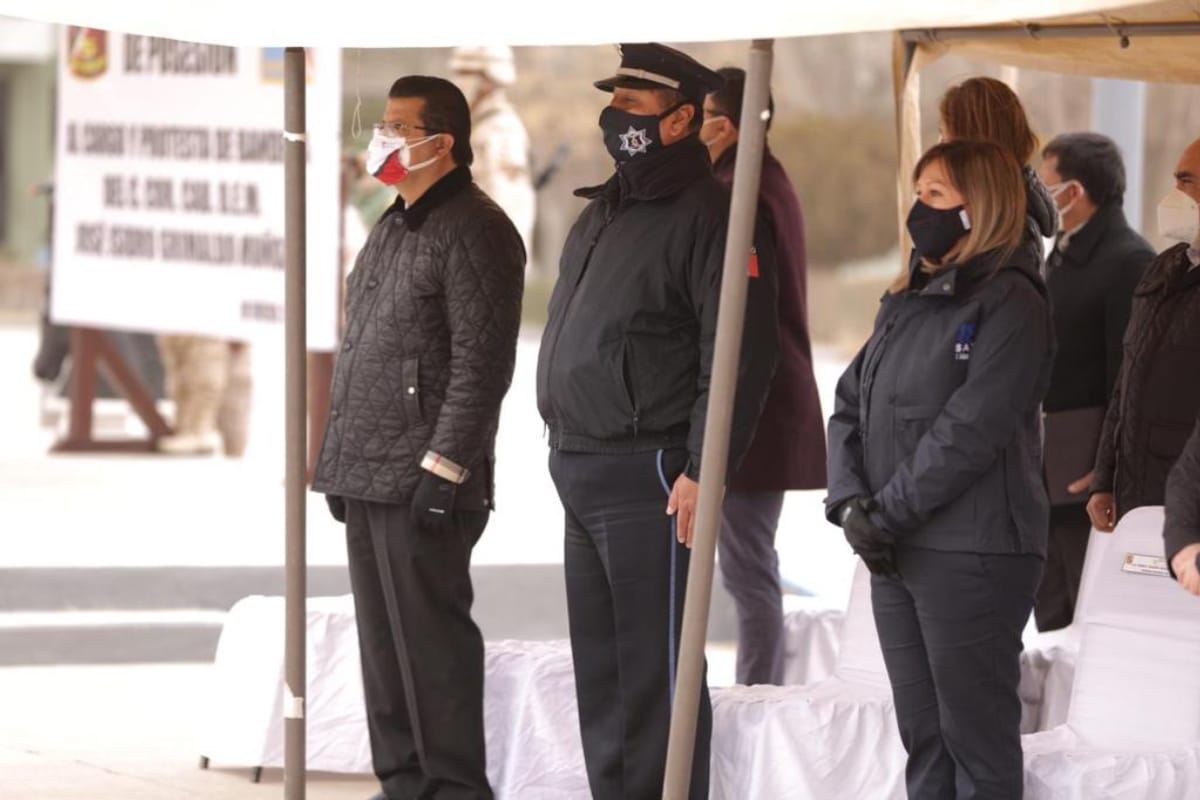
[667,474,699,548]
[1172,543,1200,596]
[411,472,457,531]
[840,497,897,577]
[1067,470,1094,496]
[1087,492,1117,532]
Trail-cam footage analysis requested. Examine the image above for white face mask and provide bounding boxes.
[365,130,440,185]
[700,115,728,148]
[1047,180,1082,223]
[1157,187,1200,243]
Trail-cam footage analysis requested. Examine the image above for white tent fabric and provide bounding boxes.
[1022,506,1200,799]
[0,0,1166,47]
[199,595,370,774]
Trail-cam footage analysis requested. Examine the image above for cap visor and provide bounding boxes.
[593,74,669,93]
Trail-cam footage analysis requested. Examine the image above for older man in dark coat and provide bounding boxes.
[1033,133,1155,631]
[702,67,826,684]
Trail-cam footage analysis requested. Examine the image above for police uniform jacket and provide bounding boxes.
[536,136,778,479]
[826,244,1056,556]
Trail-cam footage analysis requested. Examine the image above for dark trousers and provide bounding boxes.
[871,547,1042,800]
[718,489,785,685]
[1033,504,1091,631]
[549,448,711,800]
[344,499,492,800]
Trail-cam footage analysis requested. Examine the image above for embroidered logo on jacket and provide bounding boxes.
[955,322,977,362]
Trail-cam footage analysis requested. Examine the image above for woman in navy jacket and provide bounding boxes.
[827,140,1055,799]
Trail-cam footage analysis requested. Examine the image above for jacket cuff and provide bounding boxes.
[824,494,857,526]
[872,492,911,536]
[421,450,471,485]
[685,459,701,482]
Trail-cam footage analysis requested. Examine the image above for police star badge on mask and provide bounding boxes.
[619,126,651,157]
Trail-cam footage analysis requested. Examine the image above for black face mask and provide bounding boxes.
[598,102,683,164]
[907,200,971,263]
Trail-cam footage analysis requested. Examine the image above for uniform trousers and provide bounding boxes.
[549,448,711,799]
[871,546,1042,800]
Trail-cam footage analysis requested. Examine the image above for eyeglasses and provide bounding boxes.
[372,121,430,137]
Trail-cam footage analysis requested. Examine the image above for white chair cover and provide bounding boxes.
[1023,507,1200,799]
[1018,526,1113,733]
[710,563,906,800]
[199,597,591,798]
[781,595,842,686]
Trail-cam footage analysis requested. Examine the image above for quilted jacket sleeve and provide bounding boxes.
[425,214,525,478]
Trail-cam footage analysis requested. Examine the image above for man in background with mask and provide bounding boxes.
[1089,137,1200,534]
[1033,133,1154,631]
[449,46,536,273]
[701,67,826,684]
[537,43,778,799]
[312,75,524,800]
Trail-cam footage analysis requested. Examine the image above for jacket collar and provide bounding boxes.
[1138,242,1200,294]
[382,165,473,230]
[576,135,713,204]
[911,243,1042,299]
[1058,202,1128,267]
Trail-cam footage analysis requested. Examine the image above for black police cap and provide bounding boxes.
[594,43,724,104]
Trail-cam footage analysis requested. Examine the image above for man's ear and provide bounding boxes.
[663,103,695,140]
[436,132,455,159]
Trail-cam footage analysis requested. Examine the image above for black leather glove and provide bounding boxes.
[839,496,897,577]
[411,472,457,531]
[326,494,346,523]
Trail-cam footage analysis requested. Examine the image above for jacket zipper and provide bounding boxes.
[542,206,619,449]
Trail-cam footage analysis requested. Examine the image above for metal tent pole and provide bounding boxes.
[283,45,308,800]
[661,36,774,800]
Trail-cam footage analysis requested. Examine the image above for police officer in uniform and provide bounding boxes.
[537,43,778,799]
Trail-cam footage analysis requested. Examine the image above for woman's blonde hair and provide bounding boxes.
[893,140,1027,293]
[940,77,1038,165]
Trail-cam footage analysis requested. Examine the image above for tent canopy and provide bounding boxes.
[0,0,1175,48]
[903,0,1200,85]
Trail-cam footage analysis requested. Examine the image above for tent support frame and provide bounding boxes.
[903,20,1200,46]
[662,36,774,800]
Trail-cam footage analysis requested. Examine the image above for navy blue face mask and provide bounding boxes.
[907,200,971,263]
[598,102,684,164]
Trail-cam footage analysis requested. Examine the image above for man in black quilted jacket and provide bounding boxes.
[313,75,524,800]
[536,44,777,799]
